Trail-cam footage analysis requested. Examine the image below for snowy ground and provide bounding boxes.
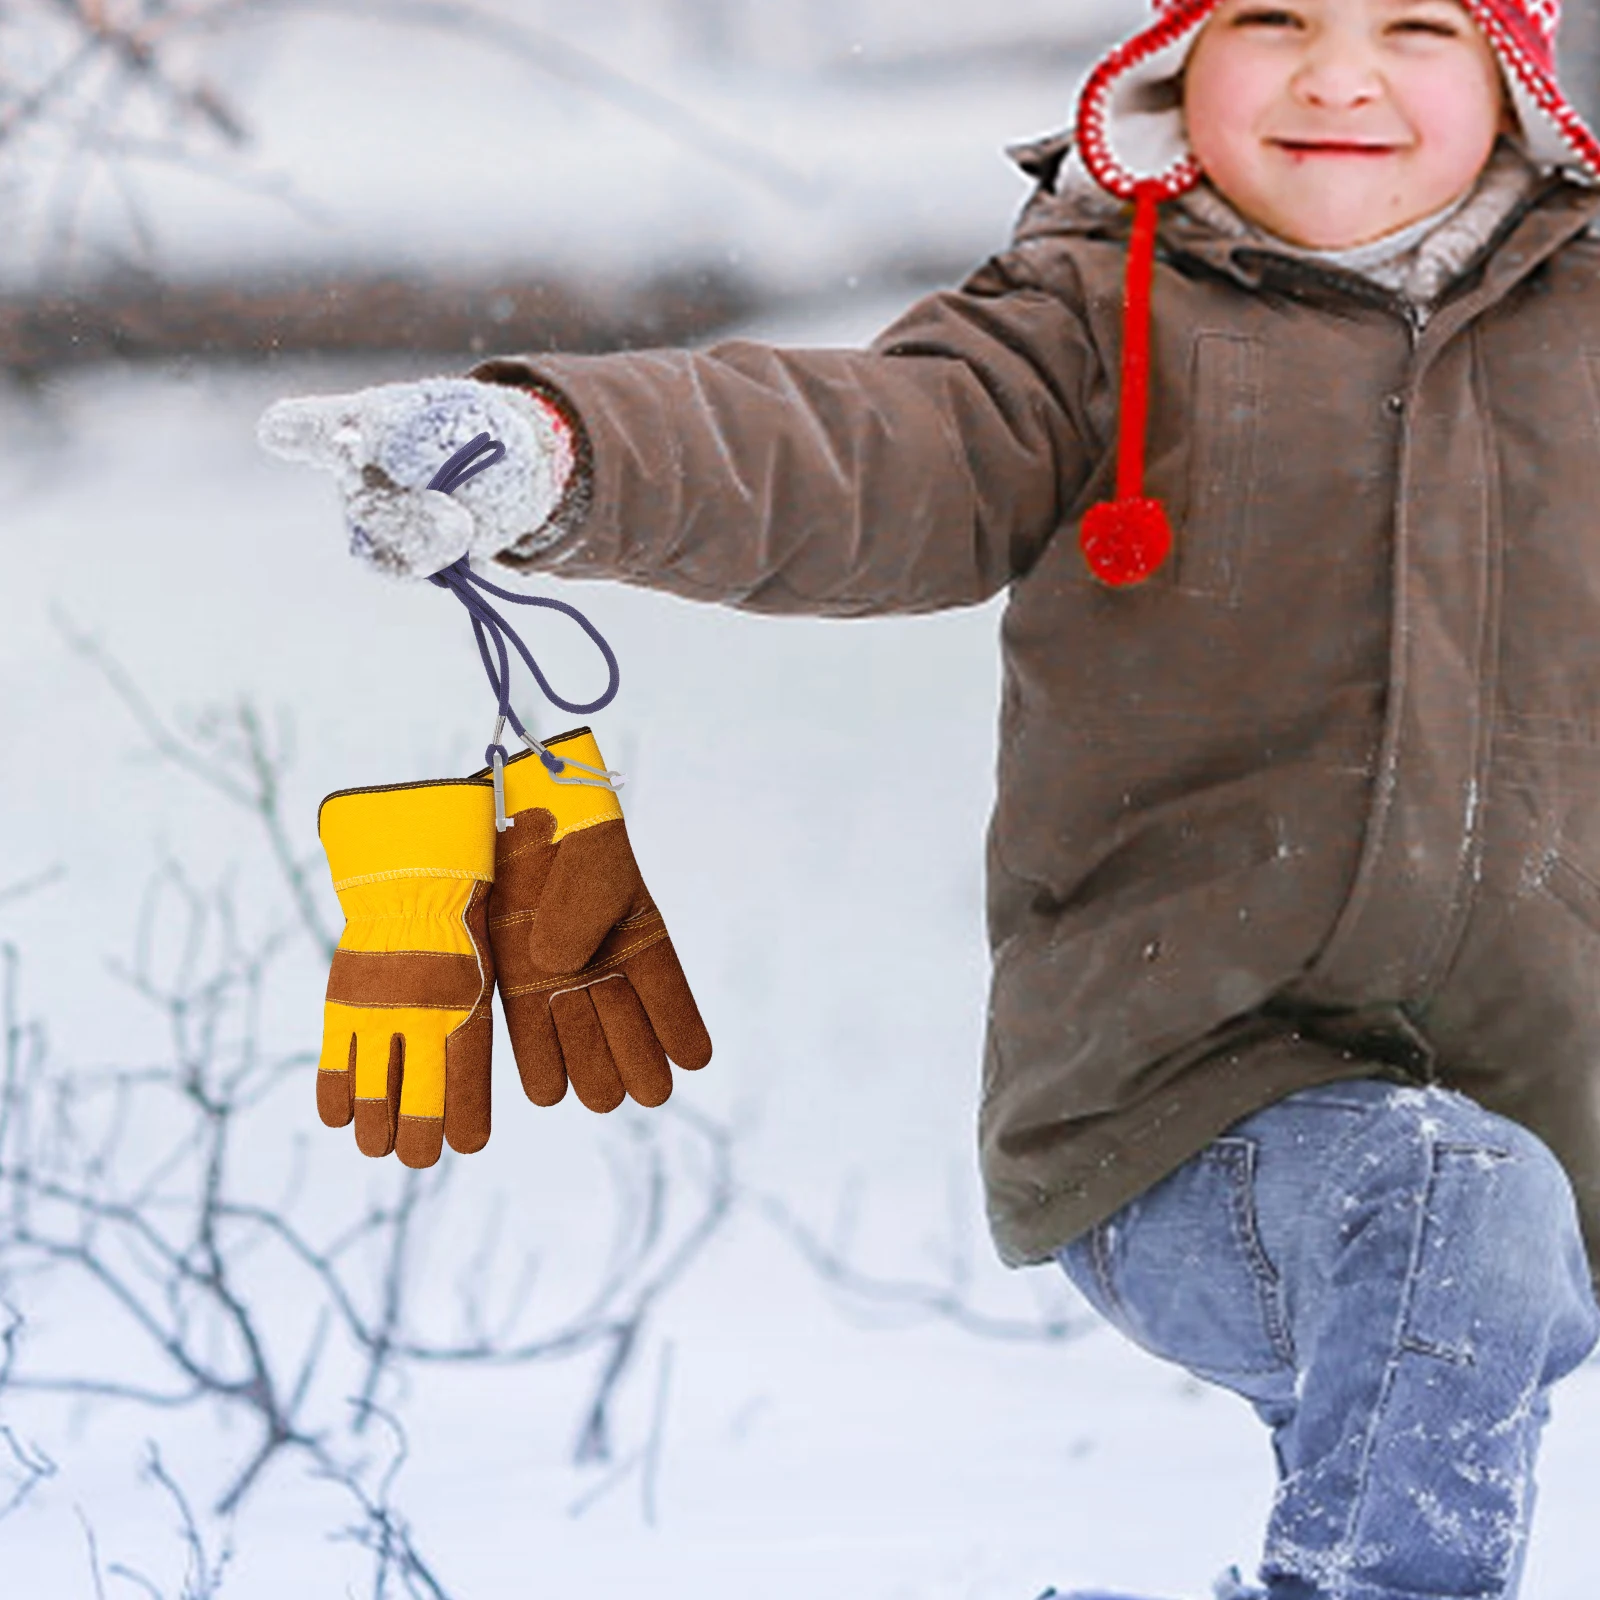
[3,2,1600,1594]
[3,284,1599,1600]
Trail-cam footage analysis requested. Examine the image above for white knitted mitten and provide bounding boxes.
[258,377,574,577]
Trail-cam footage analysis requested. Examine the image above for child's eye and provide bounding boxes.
[1390,16,1463,36]
[1230,7,1304,25]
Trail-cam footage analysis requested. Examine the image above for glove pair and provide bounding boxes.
[316,728,711,1167]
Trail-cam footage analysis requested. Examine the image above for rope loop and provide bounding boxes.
[423,433,622,771]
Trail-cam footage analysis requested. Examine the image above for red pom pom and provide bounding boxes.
[1079,496,1174,588]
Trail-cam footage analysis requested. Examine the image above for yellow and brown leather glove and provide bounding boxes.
[317,778,497,1166]
[487,728,711,1112]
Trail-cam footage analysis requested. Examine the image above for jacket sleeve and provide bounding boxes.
[470,257,1106,617]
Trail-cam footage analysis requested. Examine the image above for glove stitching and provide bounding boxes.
[489,907,664,934]
[497,927,669,997]
[499,837,557,868]
[332,949,483,960]
[547,972,627,1004]
[499,809,618,865]
[551,812,622,845]
[464,878,493,1005]
[322,999,478,1011]
[335,866,492,891]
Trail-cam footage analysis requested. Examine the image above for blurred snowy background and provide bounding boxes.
[3,3,1599,1598]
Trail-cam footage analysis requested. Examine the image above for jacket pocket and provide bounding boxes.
[1177,332,1264,606]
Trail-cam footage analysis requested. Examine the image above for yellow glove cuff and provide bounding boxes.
[319,780,496,889]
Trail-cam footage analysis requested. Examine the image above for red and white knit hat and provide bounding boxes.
[1076,0,1600,200]
[1069,0,1600,590]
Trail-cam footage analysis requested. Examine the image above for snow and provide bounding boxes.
[4,302,1599,1600]
[3,4,1599,1596]
[0,337,1270,1600]
[0,0,1137,294]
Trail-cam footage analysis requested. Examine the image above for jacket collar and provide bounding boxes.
[1009,133,1600,317]
[1164,173,1599,316]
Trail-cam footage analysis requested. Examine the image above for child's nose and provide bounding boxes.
[1292,30,1384,110]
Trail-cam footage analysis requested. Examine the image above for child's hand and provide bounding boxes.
[257,377,574,577]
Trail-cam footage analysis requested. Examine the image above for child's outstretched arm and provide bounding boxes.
[261,265,1101,617]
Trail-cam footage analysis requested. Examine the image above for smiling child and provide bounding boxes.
[262,2,1600,1595]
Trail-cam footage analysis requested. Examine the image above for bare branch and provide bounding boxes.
[316,1403,455,1600]
[0,866,66,912]
[0,1420,58,1522]
[87,1449,237,1599]
[105,1565,165,1600]
[74,126,328,223]
[752,1187,1094,1344]
[78,1506,110,1600]
[197,0,818,202]
[0,1307,57,1521]
[566,1335,675,1523]
[0,35,101,146]
[54,612,339,958]
[9,1372,205,1408]
[141,1442,235,1599]
[351,1168,430,1429]
[1,0,817,295]
[53,608,257,809]
[0,860,739,1589]
[640,1338,673,1527]
[0,648,1065,1595]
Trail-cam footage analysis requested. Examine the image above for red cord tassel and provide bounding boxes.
[1080,181,1174,588]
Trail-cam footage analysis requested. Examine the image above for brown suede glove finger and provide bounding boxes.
[528,819,638,974]
[500,987,569,1106]
[589,975,673,1107]
[439,999,493,1158]
[397,1101,444,1168]
[624,937,713,1072]
[550,986,627,1112]
[319,1038,356,1129]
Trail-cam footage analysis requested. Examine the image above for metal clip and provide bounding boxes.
[492,746,513,832]
[549,752,626,792]
[516,728,625,793]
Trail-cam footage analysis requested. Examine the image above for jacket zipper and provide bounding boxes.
[1227,248,1423,343]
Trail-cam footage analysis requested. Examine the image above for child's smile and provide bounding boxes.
[1183,0,1508,249]
[1272,138,1404,154]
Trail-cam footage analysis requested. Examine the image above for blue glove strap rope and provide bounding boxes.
[425,433,623,826]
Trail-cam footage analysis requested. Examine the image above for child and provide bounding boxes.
[261,1,1600,1594]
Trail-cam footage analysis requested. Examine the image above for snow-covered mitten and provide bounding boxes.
[257,377,575,577]
[485,727,711,1113]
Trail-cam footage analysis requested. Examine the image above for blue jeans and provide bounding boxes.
[1057,1080,1600,1600]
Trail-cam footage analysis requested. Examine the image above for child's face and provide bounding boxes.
[1183,0,1507,249]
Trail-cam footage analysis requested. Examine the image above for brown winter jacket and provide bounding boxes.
[474,152,1600,1287]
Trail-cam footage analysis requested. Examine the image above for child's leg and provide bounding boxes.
[1058,1079,1600,1600]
